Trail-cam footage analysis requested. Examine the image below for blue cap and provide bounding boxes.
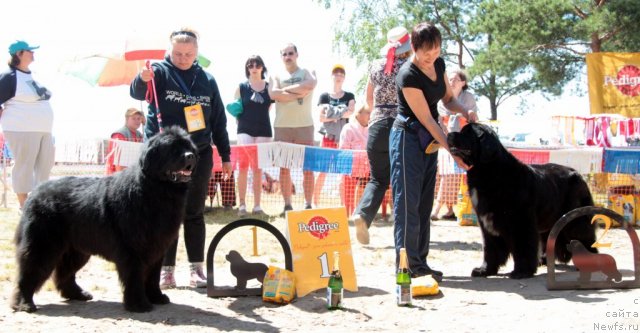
[8,40,39,55]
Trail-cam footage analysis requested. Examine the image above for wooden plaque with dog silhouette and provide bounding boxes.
[206,218,292,297]
[546,206,640,290]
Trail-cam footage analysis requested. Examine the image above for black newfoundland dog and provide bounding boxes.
[11,126,197,312]
[447,123,597,279]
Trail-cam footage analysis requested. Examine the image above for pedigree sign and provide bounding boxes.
[286,207,357,297]
[587,52,640,117]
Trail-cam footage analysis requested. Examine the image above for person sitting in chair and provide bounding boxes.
[106,108,145,175]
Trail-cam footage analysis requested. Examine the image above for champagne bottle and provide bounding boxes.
[326,251,343,310]
[396,247,412,306]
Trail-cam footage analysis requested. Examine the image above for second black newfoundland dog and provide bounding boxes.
[11,126,197,312]
[447,123,597,279]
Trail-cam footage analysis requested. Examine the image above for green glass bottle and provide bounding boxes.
[326,251,343,310]
[396,247,412,306]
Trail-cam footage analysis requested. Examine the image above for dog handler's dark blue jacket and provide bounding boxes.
[130,55,231,162]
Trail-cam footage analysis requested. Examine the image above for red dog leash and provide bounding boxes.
[144,60,163,133]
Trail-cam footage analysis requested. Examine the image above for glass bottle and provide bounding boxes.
[326,251,343,310]
[396,247,412,306]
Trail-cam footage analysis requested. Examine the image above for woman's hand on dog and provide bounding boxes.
[467,110,478,123]
[452,155,471,171]
[458,109,478,124]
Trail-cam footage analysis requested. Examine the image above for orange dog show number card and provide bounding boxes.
[286,207,357,297]
[183,104,205,133]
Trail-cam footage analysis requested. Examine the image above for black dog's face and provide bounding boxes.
[140,126,198,183]
[447,123,501,167]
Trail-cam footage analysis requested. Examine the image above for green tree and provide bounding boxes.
[318,0,521,120]
[472,0,640,118]
[318,0,480,92]
[318,0,640,120]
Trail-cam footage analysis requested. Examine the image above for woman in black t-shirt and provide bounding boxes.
[390,22,477,281]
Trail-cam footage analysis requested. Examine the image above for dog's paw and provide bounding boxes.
[539,255,547,266]
[555,251,573,264]
[11,300,37,313]
[508,270,535,279]
[61,288,93,301]
[471,266,499,277]
[471,267,487,277]
[124,300,154,313]
[148,293,170,305]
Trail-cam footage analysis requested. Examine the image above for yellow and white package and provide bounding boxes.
[608,194,634,227]
[454,175,478,226]
[262,266,296,304]
[411,275,439,297]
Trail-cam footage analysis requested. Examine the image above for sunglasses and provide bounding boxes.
[281,51,296,57]
[247,63,262,69]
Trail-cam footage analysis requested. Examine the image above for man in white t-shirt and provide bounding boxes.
[268,43,317,213]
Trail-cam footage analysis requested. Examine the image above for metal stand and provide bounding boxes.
[206,218,292,297]
[546,206,640,290]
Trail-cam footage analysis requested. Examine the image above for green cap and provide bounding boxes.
[225,99,243,118]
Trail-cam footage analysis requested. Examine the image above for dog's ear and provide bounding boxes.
[472,123,500,140]
[471,123,487,138]
[139,142,159,176]
[475,124,503,163]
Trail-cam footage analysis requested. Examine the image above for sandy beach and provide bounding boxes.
[0,200,638,333]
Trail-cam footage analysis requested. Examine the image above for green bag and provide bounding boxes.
[226,98,243,118]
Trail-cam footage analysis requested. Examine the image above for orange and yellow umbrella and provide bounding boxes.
[64,53,211,87]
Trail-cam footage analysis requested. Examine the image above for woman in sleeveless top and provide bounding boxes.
[235,55,273,217]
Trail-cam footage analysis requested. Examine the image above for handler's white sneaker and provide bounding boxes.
[160,266,176,289]
[190,262,207,288]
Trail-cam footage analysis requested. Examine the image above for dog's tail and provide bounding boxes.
[14,216,24,247]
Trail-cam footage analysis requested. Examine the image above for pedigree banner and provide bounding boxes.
[286,208,357,297]
[587,52,640,117]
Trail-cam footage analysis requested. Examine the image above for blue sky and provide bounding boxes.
[1,0,590,140]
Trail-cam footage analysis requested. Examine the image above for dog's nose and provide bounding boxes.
[184,152,196,171]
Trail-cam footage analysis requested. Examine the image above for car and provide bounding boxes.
[511,132,531,142]
[509,132,550,145]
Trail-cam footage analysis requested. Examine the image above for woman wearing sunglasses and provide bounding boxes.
[234,55,273,217]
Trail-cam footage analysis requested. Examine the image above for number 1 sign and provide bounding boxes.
[286,207,358,297]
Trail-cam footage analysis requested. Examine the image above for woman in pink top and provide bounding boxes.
[339,105,370,216]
